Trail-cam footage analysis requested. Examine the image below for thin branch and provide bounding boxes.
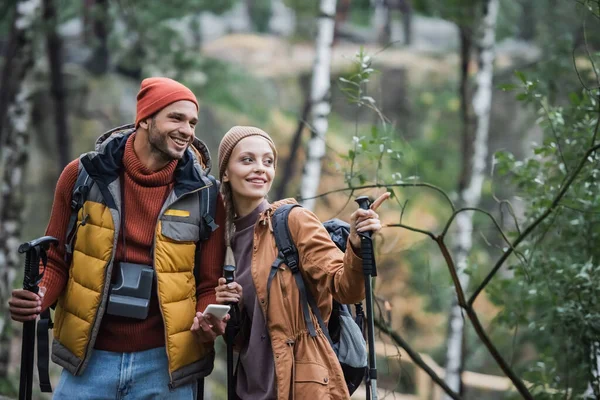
[299,183,456,212]
[559,202,600,214]
[583,16,600,89]
[464,306,534,399]
[572,43,598,92]
[440,207,527,264]
[434,237,534,399]
[498,199,522,236]
[435,237,467,306]
[399,198,409,224]
[385,224,436,240]
[582,15,600,145]
[330,189,356,220]
[374,319,463,400]
[469,142,600,306]
[539,100,569,173]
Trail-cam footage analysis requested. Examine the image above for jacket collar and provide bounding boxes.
[81,124,213,198]
[258,198,299,227]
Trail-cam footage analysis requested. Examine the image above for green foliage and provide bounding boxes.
[121,0,235,21]
[0,377,17,398]
[491,68,600,395]
[107,0,236,77]
[282,0,318,17]
[337,49,406,188]
[248,0,273,33]
[410,0,480,27]
[283,0,318,39]
[200,58,274,122]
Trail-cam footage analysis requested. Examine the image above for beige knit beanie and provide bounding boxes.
[218,126,277,181]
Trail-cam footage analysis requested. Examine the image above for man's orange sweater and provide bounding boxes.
[40,134,224,352]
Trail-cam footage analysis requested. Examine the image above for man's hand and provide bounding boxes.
[8,286,46,322]
[190,311,230,343]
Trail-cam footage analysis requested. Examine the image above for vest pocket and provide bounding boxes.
[160,220,200,243]
[294,361,329,399]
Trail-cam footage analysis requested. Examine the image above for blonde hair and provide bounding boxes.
[220,180,237,266]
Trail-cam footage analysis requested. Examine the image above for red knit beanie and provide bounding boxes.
[135,77,199,127]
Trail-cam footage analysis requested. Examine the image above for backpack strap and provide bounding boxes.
[37,308,53,392]
[198,175,219,241]
[65,167,93,262]
[270,204,333,345]
[194,175,220,286]
[36,248,54,392]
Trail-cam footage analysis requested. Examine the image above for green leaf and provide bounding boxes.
[499,83,518,91]
[516,93,528,101]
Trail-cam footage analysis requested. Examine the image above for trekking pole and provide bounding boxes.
[18,236,58,400]
[355,196,378,400]
[223,264,239,400]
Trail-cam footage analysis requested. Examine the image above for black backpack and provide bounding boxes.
[269,204,368,395]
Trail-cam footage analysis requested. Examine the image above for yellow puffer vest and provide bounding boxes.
[50,126,217,388]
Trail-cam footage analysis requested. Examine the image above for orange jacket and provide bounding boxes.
[250,199,365,399]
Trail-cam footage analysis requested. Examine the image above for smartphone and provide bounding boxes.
[202,304,231,320]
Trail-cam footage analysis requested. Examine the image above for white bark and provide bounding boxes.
[442,0,499,396]
[584,342,600,398]
[371,0,390,45]
[0,0,40,379]
[300,0,337,211]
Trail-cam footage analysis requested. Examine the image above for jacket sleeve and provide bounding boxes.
[40,159,80,311]
[288,207,365,305]
[195,193,226,313]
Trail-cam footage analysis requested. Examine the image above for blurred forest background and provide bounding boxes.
[1,0,600,399]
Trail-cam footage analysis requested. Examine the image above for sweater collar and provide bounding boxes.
[235,200,269,232]
[123,133,177,187]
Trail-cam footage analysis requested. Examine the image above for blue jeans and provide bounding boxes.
[53,347,197,399]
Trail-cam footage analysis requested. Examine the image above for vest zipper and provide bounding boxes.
[154,183,212,386]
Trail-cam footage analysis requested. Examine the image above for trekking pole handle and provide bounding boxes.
[355,196,376,276]
[18,236,58,293]
[223,264,235,285]
[355,196,372,239]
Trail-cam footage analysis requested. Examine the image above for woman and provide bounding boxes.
[194,126,388,399]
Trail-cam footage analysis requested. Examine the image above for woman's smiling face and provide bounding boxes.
[224,135,276,213]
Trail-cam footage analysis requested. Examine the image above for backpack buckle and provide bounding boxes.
[203,214,219,232]
[280,247,298,272]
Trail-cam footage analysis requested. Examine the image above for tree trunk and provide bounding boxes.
[442,0,499,397]
[274,97,310,200]
[334,0,350,43]
[299,0,337,211]
[372,0,390,45]
[83,0,109,75]
[43,0,71,169]
[518,0,535,41]
[0,0,40,149]
[399,0,412,46]
[0,0,41,381]
[584,342,600,398]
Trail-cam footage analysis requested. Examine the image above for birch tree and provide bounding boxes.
[300,0,337,211]
[443,0,499,395]
[584,343,600,398]
[371,0,390,45]
[0,0,41,382]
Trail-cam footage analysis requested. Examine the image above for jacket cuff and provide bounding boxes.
[345,239,364,273]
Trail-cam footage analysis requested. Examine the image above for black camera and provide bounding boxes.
[106,262,154,320]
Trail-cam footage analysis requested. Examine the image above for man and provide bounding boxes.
[8,77,226,398]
